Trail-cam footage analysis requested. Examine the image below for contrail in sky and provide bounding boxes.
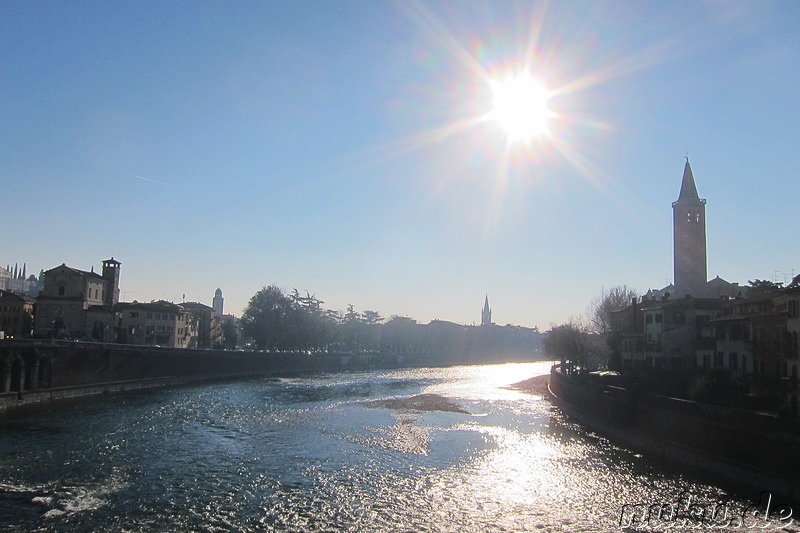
[131,174,176,188]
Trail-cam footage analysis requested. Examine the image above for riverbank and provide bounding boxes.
[0,373,277,411]
[544,366,800,505]
[510,373,551,395]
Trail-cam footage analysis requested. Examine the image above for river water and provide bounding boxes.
[0,362,788,532]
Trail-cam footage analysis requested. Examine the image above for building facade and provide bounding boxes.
[116,300,197,348]
[181,301,222,349]
[0,290,35,338]
[33,258,121,339]
[613,295,719,371]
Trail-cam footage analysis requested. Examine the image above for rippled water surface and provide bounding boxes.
[0,362,767,531]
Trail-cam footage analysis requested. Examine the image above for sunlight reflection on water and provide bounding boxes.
[0,361,757,532]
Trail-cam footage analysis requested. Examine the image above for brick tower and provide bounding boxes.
[672,160,707,297]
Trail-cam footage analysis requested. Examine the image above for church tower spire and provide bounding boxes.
[672,159,707,297]
[481,295,492,326]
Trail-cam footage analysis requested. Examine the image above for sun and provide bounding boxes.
[488,72,554,143]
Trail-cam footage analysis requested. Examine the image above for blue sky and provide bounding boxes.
[3,1,799,329]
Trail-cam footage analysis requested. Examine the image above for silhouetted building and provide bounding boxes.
[711,291,782,378]
[102,258,121,306]
[612,161,738,370]
[781,275,800,415]
[481,295,492,326]
[0,290,34,338]
[612,294,720,371]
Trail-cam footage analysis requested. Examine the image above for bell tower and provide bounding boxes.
[101,257,121,305]
[213,288,224,317]
[672,160,707,297]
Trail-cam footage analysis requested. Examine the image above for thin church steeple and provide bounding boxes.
[481,295,492,326]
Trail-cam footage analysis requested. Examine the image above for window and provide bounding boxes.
[646,315,653,324]
[58,286,65,296]
[789,300,799,319]
[729,353,738,371]
[655,314,662,323]
[129,312,139,318]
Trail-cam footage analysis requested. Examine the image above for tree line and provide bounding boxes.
[240,285,385,351]
[239,285,543,359]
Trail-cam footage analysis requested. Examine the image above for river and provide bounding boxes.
[0,362,786,532]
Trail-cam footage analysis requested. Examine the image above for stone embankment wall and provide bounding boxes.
[549,367,800,503]
[0,340,404,410]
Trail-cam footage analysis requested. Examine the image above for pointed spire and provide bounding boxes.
[483,294,490,312]
[677,159,700,200]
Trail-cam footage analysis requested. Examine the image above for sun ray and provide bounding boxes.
[552,39,678,97]
[400,0,492,82]
[299,2,683,247]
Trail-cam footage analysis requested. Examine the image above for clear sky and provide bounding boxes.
[3,1,799,330]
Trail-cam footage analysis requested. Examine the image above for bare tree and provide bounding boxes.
[587,285,639,335]
[544,317,592,374]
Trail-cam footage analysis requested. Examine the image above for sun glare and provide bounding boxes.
[488,73,554,143]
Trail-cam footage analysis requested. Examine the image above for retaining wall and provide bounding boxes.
[549,367,800,503]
